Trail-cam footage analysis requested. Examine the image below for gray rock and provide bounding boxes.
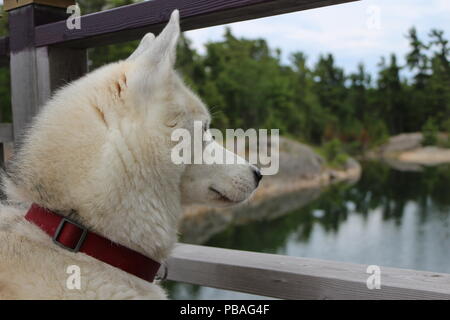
[276,137,325,179]
[380,133,423,154]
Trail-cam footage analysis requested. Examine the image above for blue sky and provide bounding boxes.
[184,0,450,78]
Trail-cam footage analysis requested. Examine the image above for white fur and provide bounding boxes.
[0,10,259,299]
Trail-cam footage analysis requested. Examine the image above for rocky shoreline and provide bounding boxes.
[365,132,450,171]
[179,132,450,243]
[180,137,361,244]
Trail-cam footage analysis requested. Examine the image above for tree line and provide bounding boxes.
[174,27,449,153]
[0,0,449,154]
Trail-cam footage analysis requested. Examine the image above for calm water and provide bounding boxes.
[165,161,450,299]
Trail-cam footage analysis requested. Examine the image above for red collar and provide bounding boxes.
[25,203,161,283]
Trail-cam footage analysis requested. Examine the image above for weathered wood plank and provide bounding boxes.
[161,244,450,300]
[0,37,10,67]
[9,5,42,141]
[1,142,14,164]
[35,0,359,48]
[0,123,14,143]
[10,48,50,141]
[8,4,87,142]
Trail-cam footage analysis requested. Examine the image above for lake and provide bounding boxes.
[165,161,450,299]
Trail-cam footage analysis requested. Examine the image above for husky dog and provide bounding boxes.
[0,10,261,299]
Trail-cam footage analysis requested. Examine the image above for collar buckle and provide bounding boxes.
[52,217,88,253]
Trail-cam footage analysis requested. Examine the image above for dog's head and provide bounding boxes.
[4,10,260,216]
[125,10,262,207]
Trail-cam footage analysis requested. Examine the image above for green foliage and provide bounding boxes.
[438,119,450,147]
[422,117,439,146]
[0,67,11,122]
[319,139,349,168]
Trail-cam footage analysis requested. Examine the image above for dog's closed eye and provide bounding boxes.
[164,111,184,128]
[165,119,178,127]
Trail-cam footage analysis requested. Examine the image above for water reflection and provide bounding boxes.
[166,161,450,299]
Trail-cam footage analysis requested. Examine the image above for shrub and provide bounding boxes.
[422,117,438,146]
[322,138,349,168]
[439,119,450,148]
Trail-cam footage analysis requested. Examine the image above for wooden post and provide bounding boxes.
[7,0,85,144]
[0,123,14,165]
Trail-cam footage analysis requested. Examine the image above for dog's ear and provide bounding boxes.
[127,10,180,102]
[151,9,180,67]
[134,10,180,69]
[127,32,156,61]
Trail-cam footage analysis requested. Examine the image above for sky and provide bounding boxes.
[1,0,449,77]
[184,0,450,78]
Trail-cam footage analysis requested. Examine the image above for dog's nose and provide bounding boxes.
[252,167,263,186]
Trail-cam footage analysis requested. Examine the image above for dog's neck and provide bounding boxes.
[7,165,183,264]
[75,178,182,262]
[83,141,184,262]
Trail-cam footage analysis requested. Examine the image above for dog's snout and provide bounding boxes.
[252,167,263,186]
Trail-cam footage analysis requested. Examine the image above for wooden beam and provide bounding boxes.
[4,0,75,11]
[1,142,14,165]
[0,123,14,164]
[160,244,450,300]
[0,123,13,143]
[35,0,359,48]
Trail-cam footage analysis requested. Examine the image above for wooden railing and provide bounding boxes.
[1,0,449,300]
[162,244,450,299]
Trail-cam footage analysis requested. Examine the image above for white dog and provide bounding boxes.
[0,10,261,299]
